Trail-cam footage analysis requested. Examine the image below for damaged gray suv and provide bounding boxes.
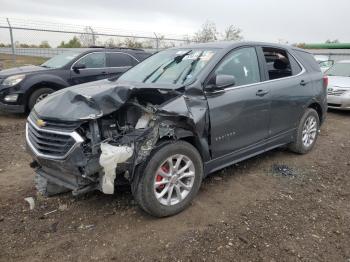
[26,42,327,217]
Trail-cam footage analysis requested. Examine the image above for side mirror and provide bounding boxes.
[215,74,236,88]
[72,63,86,72]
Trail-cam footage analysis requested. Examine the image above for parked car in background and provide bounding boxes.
[0,48,151,113]
[314,55,334,73]
[325,60,350,110]
[26,42,327,217]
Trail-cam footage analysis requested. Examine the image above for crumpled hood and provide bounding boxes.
[0,65,47,77]
[34,79,182,121]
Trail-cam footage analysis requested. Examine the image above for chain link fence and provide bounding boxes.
[0,17,192,67]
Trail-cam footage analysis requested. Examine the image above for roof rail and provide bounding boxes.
[88,45,145,51]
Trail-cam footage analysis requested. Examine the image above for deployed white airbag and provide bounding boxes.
[99,142,133,194]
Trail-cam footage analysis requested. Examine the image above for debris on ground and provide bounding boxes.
[43,209,57,216]
[78,224,95,230]
[58,204,68,211]
[272,164,298,176]
[24,197,35,210]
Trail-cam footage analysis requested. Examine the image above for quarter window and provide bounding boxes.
[214,47,261,87]
[289,55,302,75]
[77,52,106,68]
[262,47,293,80]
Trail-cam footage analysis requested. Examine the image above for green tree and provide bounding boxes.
[39,41,51,48]
[58,36,82,48]
[325,39,339,44]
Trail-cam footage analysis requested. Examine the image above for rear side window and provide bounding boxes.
[107,53,137,67]
[135,52,151,62]
[293,50,321,72]
[262,47,292,80]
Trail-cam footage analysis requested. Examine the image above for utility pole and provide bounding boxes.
[88,26,96,46]
[154,32,159,51]
[6,18,16,66]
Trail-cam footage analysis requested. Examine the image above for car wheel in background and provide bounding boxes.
[28,87,54,110]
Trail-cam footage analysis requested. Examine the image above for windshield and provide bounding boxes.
[41,51,82,69]
[118,49,217,85]
[326,63,350,77]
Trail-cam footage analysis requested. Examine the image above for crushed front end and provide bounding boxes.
[26,101,161,195]
[25,80,210,196]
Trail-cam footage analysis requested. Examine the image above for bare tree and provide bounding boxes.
[79,26,98,47]
[223,25,243,41]
[104,38,123,48]
[193,20,219,43]
[124,38,143,48]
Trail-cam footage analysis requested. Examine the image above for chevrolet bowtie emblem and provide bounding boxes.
[36,119,46,127]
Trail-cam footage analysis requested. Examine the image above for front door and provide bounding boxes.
[206,47,270,158]
[70,52,108,85]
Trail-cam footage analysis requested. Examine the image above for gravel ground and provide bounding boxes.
[0,110,349,262]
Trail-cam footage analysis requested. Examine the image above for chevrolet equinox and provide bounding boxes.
[26,42,327,217]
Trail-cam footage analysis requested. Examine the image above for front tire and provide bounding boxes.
[132,141,203,217]
[289,108,320,154]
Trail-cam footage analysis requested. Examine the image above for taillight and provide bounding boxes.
[323,76,328,88]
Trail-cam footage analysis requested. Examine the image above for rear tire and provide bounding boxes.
[132,141,203,217]
[28,88,54,110]
[289,108,320,154]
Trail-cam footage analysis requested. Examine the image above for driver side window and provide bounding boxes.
[77,52,106,69]
[214,47,261,87]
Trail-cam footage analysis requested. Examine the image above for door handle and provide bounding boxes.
[300,80,307,86]
[256,89,269,97]
[101,71,107,75]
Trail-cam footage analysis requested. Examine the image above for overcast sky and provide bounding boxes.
[1,0,349,44]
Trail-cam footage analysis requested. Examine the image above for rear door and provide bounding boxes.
[206,46,271,158]
[258,46,309,137]
[106,52,138,79]
[70,52,108,85]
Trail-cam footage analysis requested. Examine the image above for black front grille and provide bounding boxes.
[30,111,81,131]
[27,121,76,158]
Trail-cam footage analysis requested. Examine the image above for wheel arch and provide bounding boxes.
[307,102,323,123]
[157,126,210,162]
[25,80,67,110]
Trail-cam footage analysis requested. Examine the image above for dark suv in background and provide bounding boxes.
[0,48,151,113]
[26,42,327,217]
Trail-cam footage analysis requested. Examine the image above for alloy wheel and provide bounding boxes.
[302,115,317,148]
[153,154,195,206]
